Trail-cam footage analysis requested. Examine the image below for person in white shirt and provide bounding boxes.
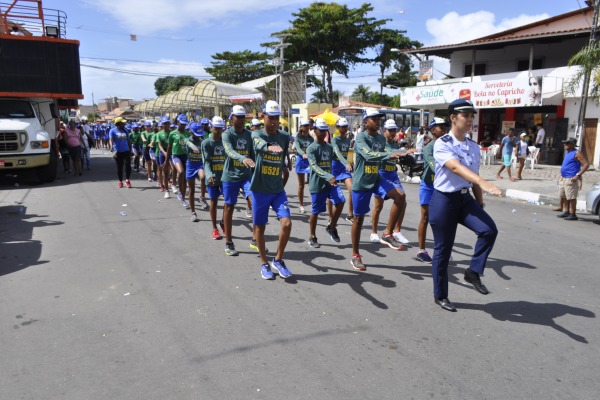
[535,123,545,163]
[10,26,25,36]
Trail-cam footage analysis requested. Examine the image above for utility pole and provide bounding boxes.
[575,0,599,152]
[273,34,291,110]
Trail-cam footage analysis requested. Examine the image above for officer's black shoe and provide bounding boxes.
[557,212,570,218]
[434,297,457,312]
[464,268,489,295]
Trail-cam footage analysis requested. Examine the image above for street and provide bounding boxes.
[1,151,599,400]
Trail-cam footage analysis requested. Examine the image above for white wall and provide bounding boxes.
[565,99,600,167]
[449,38,588,78]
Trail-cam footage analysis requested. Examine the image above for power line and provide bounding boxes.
[80,63,212,79]
[81,56,205,66]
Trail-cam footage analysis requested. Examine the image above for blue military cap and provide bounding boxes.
[448,99,477,114]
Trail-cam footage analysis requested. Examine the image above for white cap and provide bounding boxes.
[251,118,261,126]
[384,119,398,130]
[262,100,281,116]
[299,117,310,126]
[336,117,349,127]
[211,116,226,129]
[362,107,384,120]
[314,118,328,131]
[230,105,246,117]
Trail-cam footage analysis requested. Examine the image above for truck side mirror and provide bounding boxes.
[49,103,59,119]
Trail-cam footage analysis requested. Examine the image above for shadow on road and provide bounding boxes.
[290,259,396,309]
[0,205,62,276]
[455,300,595,343]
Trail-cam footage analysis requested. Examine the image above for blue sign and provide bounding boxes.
[290,108,300,114]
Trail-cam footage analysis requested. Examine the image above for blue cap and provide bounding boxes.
[160,116,171,124]
[200,118,209,125]
[176,114,189,124]
[169,124,176,130]
[189,122,205,137]
[429,117,449,129]
[448,99,477,114]
[143,121,152,127]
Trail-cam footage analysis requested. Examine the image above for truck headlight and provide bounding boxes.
[30,141,50,149]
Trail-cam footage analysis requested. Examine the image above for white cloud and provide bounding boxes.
[425,11,550,46]
[84,0,305,35]
[80,59,209,103]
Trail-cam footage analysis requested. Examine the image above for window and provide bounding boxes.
[463,63,486,77]
[516,58,544,71]
[0,100,35,119]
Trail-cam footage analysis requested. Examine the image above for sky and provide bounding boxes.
[32,0,589,105]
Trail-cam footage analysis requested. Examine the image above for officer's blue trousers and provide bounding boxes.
[429,189,498,299]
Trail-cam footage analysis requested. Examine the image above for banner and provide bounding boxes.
[401,76,545,108]
[419,60,433,81]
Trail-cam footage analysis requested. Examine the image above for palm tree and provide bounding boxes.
[351,85,371,102]
[565,40,600,104]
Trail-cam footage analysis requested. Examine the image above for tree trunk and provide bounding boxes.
[326,67,334,105]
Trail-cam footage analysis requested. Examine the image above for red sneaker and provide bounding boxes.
[118,182,124,188]
[212,228,222,240]
[125,179,132,188]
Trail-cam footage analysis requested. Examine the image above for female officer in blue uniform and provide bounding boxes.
[429,99,502,312]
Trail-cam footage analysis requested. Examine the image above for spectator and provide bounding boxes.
[556,138,589,221]
[535,123,545,162]
[496,128,516,181]
[514,132,529,180]
[64,119,83,176]
[10,26,24,36]
[57,123,71,173]
[80,121,92,170]
[109,117,132,188]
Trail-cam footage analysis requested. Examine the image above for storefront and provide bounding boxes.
[400,74,570,164]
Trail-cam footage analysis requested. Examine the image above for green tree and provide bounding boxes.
[373,29,422,95]
[205,50,275,84]
[86,112,99,122]
[154,76,198,96]
[275,2,388,104]
[351,84,371,102]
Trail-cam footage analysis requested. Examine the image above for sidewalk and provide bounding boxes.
[400,162,598,211]
[478,163,599,210]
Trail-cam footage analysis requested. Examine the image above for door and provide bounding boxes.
[583,118,597,163]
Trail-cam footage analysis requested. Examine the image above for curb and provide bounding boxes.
[504,188,587,211]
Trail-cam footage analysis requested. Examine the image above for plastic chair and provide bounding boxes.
[486,144,500,165]
[480,146,488,164]
[526,146,539,169]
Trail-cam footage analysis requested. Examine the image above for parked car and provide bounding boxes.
[585,181,600,219]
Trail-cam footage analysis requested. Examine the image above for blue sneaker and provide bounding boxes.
[260,263,275,280]
[271,258,292,279]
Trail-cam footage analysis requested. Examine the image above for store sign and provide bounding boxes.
[401,77,544,108]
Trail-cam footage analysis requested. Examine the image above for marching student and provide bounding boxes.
[250,100,293,280]
[201,116,227,240]
[349,108,406,271]
[306,118,345,248]
[221,105,256,256]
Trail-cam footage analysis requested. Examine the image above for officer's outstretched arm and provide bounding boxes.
[444,159,502,196]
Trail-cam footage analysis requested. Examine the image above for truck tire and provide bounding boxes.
[36,143,58,183]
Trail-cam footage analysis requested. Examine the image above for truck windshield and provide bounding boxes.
[0,100,35,119]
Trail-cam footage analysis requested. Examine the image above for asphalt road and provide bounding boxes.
[1,152,599,400]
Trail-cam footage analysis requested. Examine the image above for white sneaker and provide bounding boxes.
[172,185,178,194]
[245,207,252,218]
[393,231,410,244]
[370,233,380,243]
[164,191,170,199]
[190,212,198,222]
[299,205,306,214]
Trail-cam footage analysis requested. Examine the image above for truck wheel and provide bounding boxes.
[36,144,58,183]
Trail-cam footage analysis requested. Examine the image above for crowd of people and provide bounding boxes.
[85,98,507,312]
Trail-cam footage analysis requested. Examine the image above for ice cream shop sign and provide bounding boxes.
[401,77,542,108]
